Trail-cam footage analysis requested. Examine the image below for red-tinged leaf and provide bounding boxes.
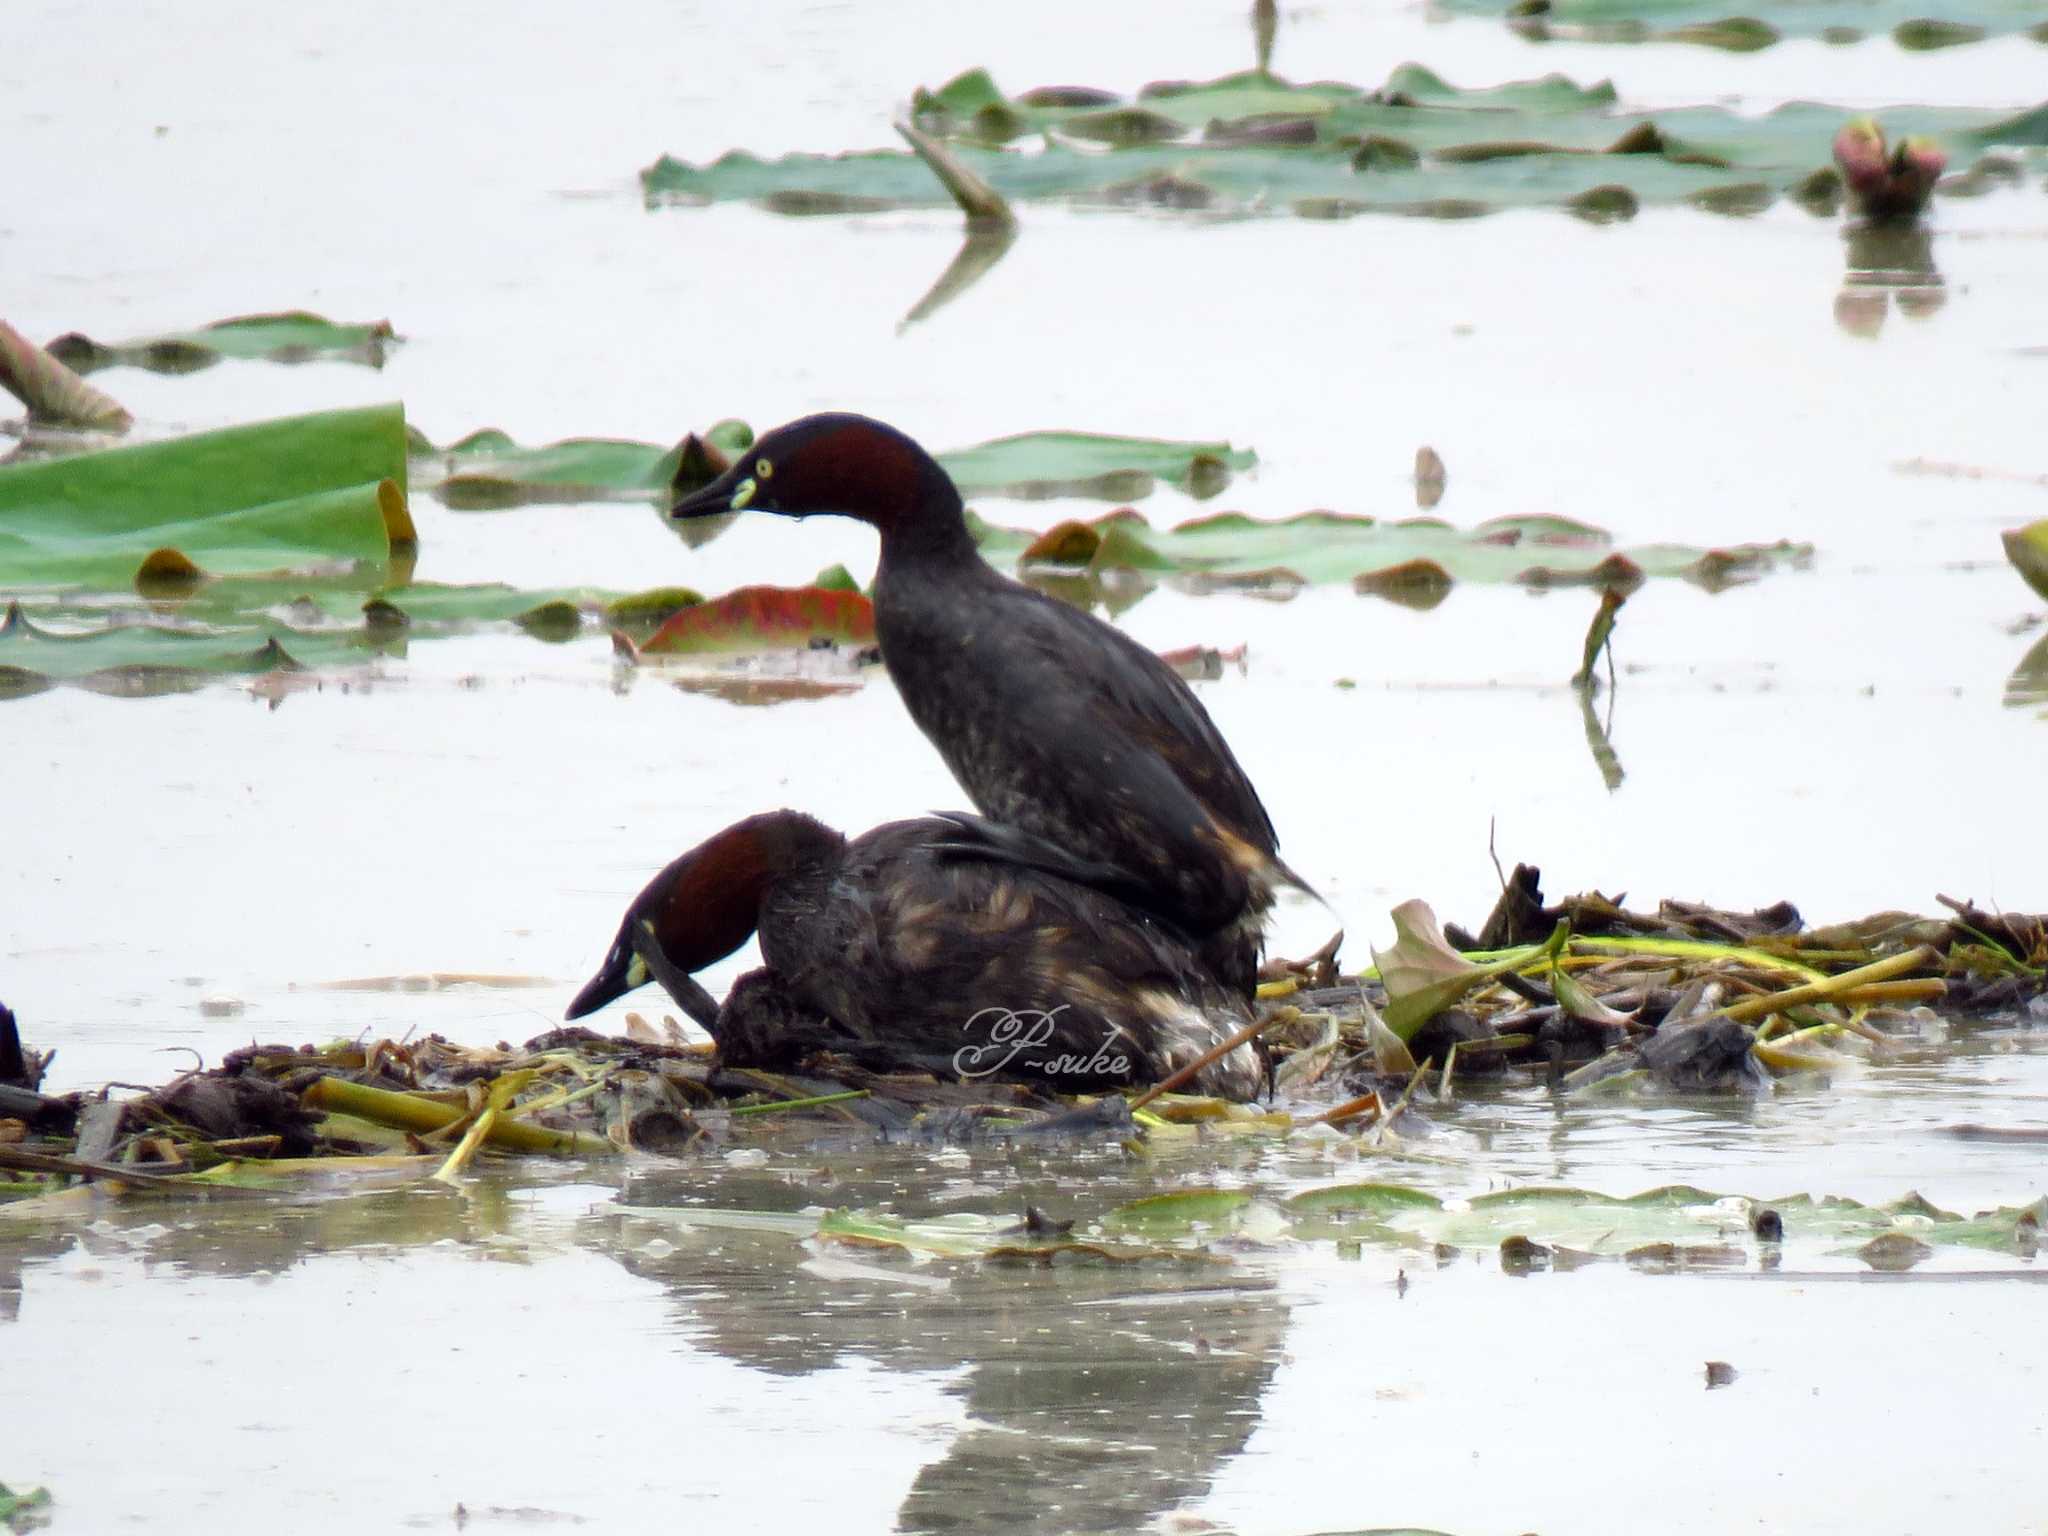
[640,584,876,655]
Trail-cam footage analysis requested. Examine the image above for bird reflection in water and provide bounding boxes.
[604,1159,1290,1536]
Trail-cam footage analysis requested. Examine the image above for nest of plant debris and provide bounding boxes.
[2,871,2043,1196]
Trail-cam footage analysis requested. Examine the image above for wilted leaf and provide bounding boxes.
[1552,962,1639,1029]
[1271,1012,1343,1095]
[640,584,876,654]
[46,311,399,375]
[1372,903,1567,1039]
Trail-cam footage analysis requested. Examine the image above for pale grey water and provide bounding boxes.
[4,1,2047,1530]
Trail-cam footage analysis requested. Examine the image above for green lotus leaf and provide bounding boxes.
[2003,518,2048,601]
[644,64,2048,221]
[967,506,1810,591]
[1283,1181,2048,1261]
[0,600,373,698]
[44,311,400,375]
[0,403,411,590]
[1104,1188,1257,1235]
[411,425,1256,506]
[1437,0,2044,48]
[940,431,1255,500]
[413,432,675,508]
[0,574,860,697]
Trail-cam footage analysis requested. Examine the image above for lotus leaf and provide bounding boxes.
[412,424,1255,505]
[1394,1187,2048,1260]
[1104,1188,1257,1234]
[44,311,399,375]
[2004,518,2048,601]
[0,576,869,696]
[409,420,755,508]
[1432,0,2048,49]
[640,584,875,654]
[643,65,2048,221]
[0,403,411,590]
[940,430,1254,500]
[629,1185,2045,1268]
[0,601,369,697]
[969,506,1811,591]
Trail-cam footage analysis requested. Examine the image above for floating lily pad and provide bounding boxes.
[409,420,755,509]
[1104,1188,1257,1234]
[44,311,400,375]
[0,600,369,698]
[621,1185,2042,1267]
[911,63,1617,146]
[411,423,1255,506]
[0,577,818,698]
[1294,1181,2044,1258]
[620,1203,1220,1264]
[969,506,1811,592]
[639,584,876,654]
[2004,518,2048,601]
[942,430,1254,501]
[0,403,412,590]
[643,64,2048,221]
[1434,0,2048,49]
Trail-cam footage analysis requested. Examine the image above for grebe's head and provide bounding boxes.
[667,412,954,535]
[565,811,843,1020]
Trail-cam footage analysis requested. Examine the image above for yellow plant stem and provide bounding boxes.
[302,1076,612,1157]
[431,1107,498,1185]
[1715,946,1935,1024]
[503,1075,616,1121]
[1570,935,1828,982]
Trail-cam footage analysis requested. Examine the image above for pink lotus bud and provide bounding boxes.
[1832,117,1945,222]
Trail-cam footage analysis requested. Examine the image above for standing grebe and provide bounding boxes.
[566,811,1261,1100]
[668,413,1305,994]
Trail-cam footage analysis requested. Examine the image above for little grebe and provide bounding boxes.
[668,413,1306,995]
[566,811,1262,1099]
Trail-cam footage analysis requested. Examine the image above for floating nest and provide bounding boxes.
[2,869,2043,1198]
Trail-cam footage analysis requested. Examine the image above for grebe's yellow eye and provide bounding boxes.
[756,458,774,480]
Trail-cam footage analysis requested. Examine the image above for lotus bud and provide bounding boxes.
[1832,117,1946,222]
